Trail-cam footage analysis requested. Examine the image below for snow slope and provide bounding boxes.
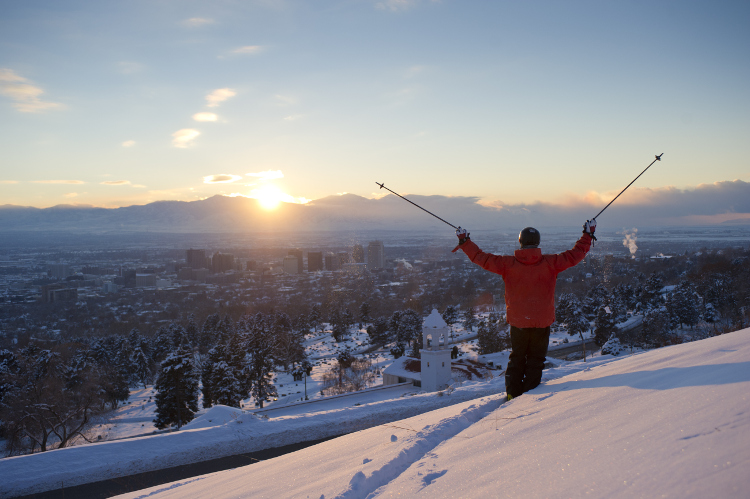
[113,329,750,499]
[0,372,505,497]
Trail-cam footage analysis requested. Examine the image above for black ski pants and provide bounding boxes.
[505,326,550,398]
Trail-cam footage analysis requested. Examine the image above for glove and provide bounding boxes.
[456,226,470,244]
[583,219,597,240]
[452,226,470,253]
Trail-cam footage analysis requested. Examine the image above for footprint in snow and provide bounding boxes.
[390,434,398,442]
[363,458,372,464]
[349,471,366,490]
[421,470,448,488]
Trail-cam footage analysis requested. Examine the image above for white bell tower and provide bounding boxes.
[421,309,452,392]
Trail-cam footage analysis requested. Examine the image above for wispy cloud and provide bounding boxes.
[246,170,284,180]
[122,140,136,147]
[283,114,305,121]
[32,180,85,184]
[0,180,19,184]
[0,68,63,113]
[64,193,79,198]
[274,94,296,106]
[231,45,263,55]
[183,17,215,28]
[193,112,218,122]
[206,88,236,107]
[204,174,242,184]
[172,129,200,148]
[100,180,131,186]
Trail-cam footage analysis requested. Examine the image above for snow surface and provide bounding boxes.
[3,329,749,498]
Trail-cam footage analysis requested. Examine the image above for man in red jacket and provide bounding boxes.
[454,221,596,400]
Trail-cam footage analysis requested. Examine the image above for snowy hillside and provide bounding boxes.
[3,329,748,498]
[112,329,748,499]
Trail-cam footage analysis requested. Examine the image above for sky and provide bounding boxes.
[1,0,749,220]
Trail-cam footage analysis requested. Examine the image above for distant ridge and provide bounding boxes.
[2,194,750,233]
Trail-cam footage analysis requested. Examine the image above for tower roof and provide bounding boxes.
[424,309,447,329]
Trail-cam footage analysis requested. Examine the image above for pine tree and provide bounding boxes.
[211,361,242,407]
[399,310,422,357]
[594,305,615,347]
[241,314,278,409]
[462,308,476,333]
[131,346,152,388]
[359,302,371,329]
[154,344,200,429]
[185,314,199,347]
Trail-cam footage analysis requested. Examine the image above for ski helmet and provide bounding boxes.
[519,227,540,248]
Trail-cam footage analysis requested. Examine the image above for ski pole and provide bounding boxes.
[592,153,663,220]
[375,182,458,229]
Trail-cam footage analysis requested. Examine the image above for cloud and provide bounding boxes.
[64,193,78,198]
[172,129,200,148]
[206,88,236,107]
[0,68,63,113]
[283,114,305,121]
[246,170,284,180]
[274,94,296,106]
[204,174,242,184]
[122,140,136,147]
[193,112,218,122]
[100,180,131,186]
[231,45,263,55]
[183,17,215,27]
[0,180,19,184]
[32,180,85,184]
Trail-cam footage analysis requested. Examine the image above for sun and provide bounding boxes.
[252,185,284,210]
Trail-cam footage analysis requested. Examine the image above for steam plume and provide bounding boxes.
[622,228,638,258]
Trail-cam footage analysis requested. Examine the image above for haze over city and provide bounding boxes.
[1,0,749,229]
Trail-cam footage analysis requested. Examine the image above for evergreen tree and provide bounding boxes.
[368,317,389,346]
[154,344,200,429]
[462,308,476,333]
[400,310,422,358]
[211,361,242,407]
[131,346,152,388]
[594,305,615,347]
[199,313,220,353]
[185,314,199,347]
[242,314,278,409]
[388,311,402,342]
[359,302,371,329]
[477,317,507,354]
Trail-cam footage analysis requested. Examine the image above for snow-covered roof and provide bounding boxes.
[423,308,447,329]
[383,357,421,381]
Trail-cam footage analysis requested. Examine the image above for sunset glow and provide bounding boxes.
[251,185,285,211]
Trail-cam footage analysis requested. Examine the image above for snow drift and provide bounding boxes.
[114,329,749,499]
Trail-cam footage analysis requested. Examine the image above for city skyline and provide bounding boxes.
[1,1,749,226]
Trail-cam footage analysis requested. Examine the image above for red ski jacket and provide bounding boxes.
[459,233,592,328]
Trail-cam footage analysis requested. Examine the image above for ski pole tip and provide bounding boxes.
[375,182,384,189]
[656,153,663,161]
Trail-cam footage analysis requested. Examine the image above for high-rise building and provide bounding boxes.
[48,263,72,279]
[186,249,207,268]
[40,284,78,303]
[212,252,235,273]
[367,241,386,269]
[352,244,365,263]
[288,249,303,273]
[325,252,340,271]
[283,255,300,274]
[307,251,324,272]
